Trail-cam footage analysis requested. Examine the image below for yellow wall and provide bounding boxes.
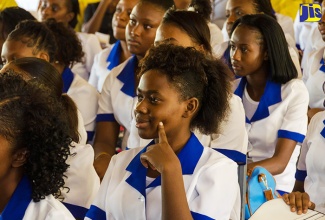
[271,0,313,20]
[0,0,18,10]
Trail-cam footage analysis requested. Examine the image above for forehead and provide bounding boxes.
[40,0,69,7]
[231,25,262,43]
[2,40,34,55]
[226,0,255,11]
[156,23,192,42]
[117,0,138,8]
[138,69,173,91]
[131,2,164,20]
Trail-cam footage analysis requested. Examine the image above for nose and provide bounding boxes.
[231,47,240,61]
[134,99,148,114]
[130,24,141,37]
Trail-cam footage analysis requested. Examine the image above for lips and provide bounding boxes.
[231,61,241,71]
[135,117,150,128]
[127,39,141,46]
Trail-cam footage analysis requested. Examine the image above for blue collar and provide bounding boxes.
[321,120,325,139]
[319,58,325,72]
[116,55,138,98]
[62,67,74,93]
[0,176,33,220]
[106,40,122,70]
[234,77,282,123]
[125,133,204,197]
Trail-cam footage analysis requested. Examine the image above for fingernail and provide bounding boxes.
[159,122,163,126]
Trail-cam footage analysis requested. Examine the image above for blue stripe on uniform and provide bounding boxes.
[278,130,305,143]
[295,169,307,181]
[96,114,116,122]
[214,149,246,165]
[191,211,214,220]
[85,205,106,220]
[62,202,89,219]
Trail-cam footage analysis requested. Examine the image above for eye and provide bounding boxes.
[144,24,152,30]
[129,19,136,26]
[229,44,236,50]
[137,94,144,102]
[149,96,159,104]
[127,10,132,16]
[51,5,59,12]
[225,12,230,18]
[240,46,248,53]
[235,10,244,17]
[115,7,122,13]
[1,58,7,65]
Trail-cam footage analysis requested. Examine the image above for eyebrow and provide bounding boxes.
[137,88,160,95]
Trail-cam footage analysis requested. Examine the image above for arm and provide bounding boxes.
[247,138,297,175]
[82,0,113,34]
[93,121,120,180]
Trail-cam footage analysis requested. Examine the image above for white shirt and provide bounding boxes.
[234,77,309,192]
[296,111,325,213]
[0,176,75,220]
[208,22,224,51]
[128,94,248,165]
[210,0,227,29]
[97,56,138,149]
[72,32,102,81]
[85,133,240,220]
[63,67,99,141]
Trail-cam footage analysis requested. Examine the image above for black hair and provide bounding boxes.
[0,7,36,39]
[139,44,231,134]
[191,0,212,21]
[0,71,71,202]
[7,20,57,63]
[162,9,212,54]
[65,0,80,28]
[140,0,174,11]
[7,57,80,143]
[252,0,276,20]
[230,14,297,83]
[44,18,84,67]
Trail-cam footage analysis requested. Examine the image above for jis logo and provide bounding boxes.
[300,4,322,22]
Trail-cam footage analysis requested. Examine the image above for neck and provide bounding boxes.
[246,66,268,101]
[120,40,131,64]
[0,170,24,213]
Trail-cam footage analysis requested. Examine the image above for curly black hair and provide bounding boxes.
[139,44,232,135]
[44,18,84,68]
[0,71,71,202]
[8,57,80,143]
[7,20,57,63]
[191,0,212,21]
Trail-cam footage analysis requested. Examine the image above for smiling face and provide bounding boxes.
[154,23,199,48]
[112,0,139,40]
[38,0,74,26]
[225,0,256,37]
[135,69,188,140]
[125,2,165,58]
[230,25,267,77]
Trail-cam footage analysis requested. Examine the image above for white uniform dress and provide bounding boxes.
[89,41,122,92]
[97,56,138,149]
[62,67,99,141]
[210,0,227,29]
[127,94,248,165]
[302,47,325,109]
[71,32,102,81]
[296,111,325,214]
[234,77,309,193]
[0,176,74,220]
[85,133,240,220]
[208,22,224,51]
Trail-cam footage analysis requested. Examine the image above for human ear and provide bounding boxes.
[263,50,268,60]
[11,148,29,168]
[65,12,75,24]
[38,52,50,62]
[182,97,199,118]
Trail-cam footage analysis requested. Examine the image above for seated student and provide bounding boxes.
[1,19,99,143]
[282,110,325,215]
[0,57,100,219]
[93,0,174,180]
[0,72,74,219]
[230,14,309,195]
[82,0,118,44]
[0,7,36,67]
[215,0,301,78]
[89,0,139,92]
[86,44,240,220]
[128,9,248,166]
[301,0,325,121]
[38,0,102,80]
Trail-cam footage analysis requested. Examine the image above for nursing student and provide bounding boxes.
[38,0,102,81]
[0,72,74,220]
[89,0,139,92]
[215,0,300,78]
[128,9,248,165]
[301,0,325,121]
[86,44,240,220]
[93,0,174,180]
[1,19,99,142]
[230,14,309,194]
[1,57,100,219]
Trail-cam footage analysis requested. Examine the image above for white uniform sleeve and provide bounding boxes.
[278,80,309,143]
[189,157,240,220]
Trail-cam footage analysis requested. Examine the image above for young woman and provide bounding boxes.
[215,0,300,78]
[86,44,240,220]
[93,0,174,179]
[88,0,139,92]
[128,9,248,166]
[0,71,74,219]
[1,57,100,219]
[230,14,309,195]
[38,0,102,80]
[0,7,36,67]
[1,19,99,142]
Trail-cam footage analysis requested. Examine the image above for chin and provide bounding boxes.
[138,130,157,140]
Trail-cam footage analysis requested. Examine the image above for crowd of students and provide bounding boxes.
[0,0,324,219]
